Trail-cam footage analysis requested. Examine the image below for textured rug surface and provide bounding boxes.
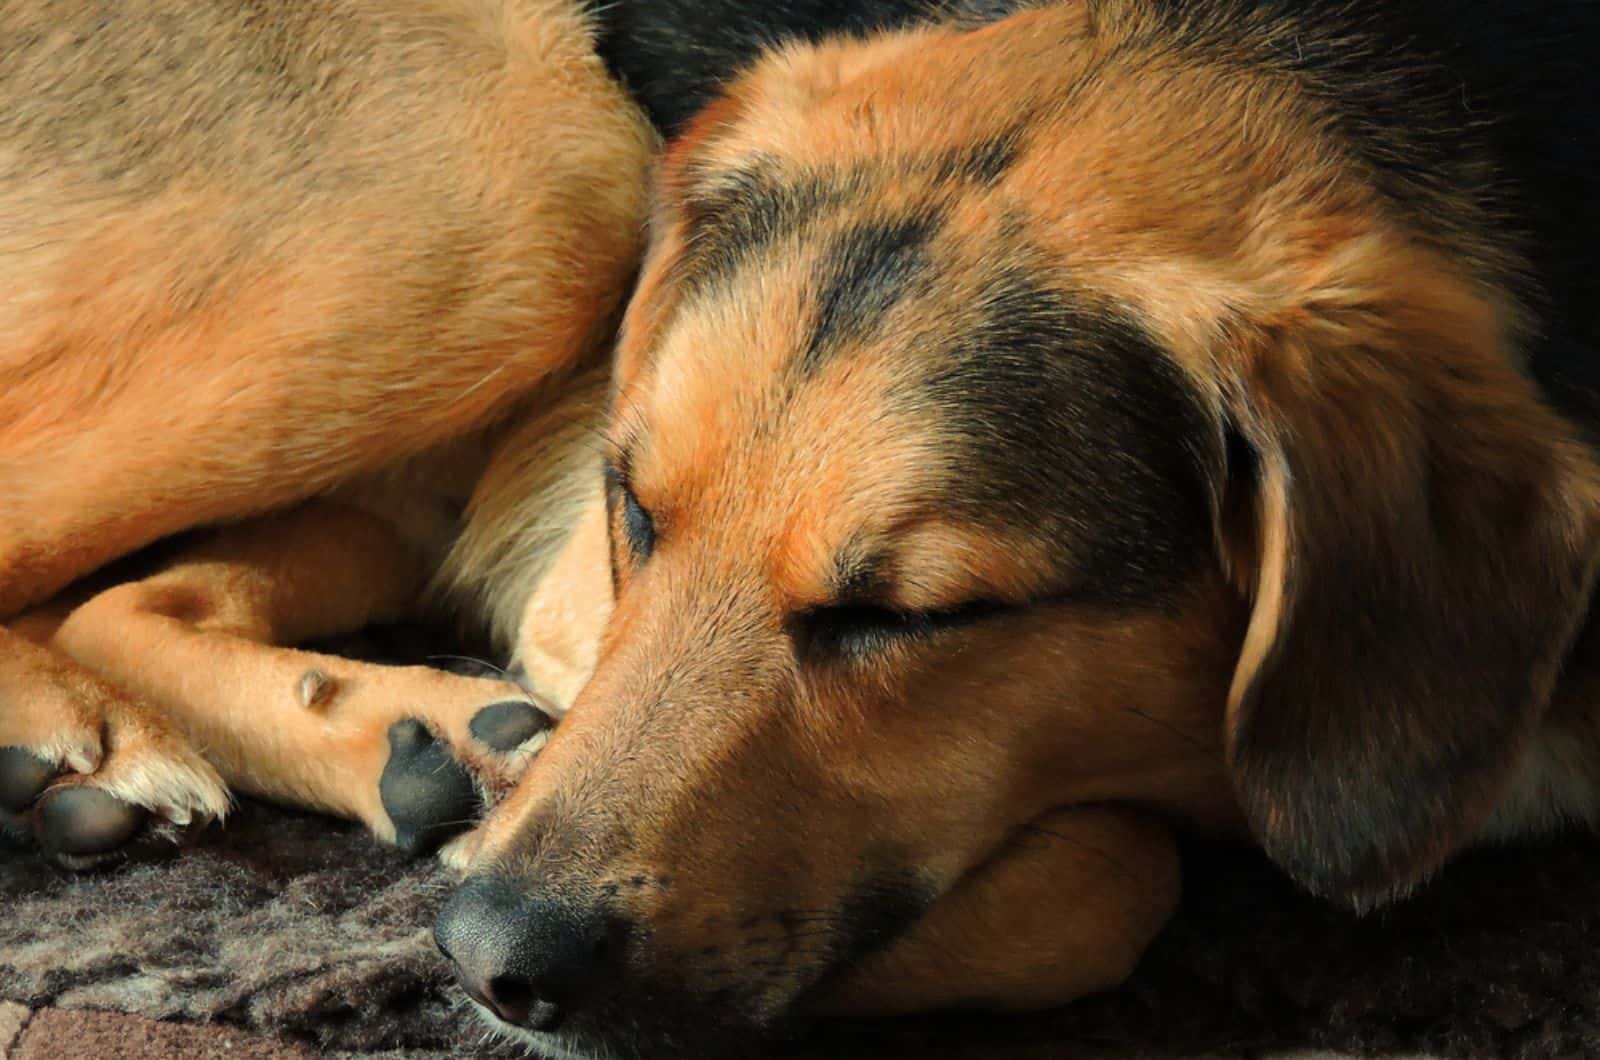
[3,797,1599,1058]
[0,801,477,1057]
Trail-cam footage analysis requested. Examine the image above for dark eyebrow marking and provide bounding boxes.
[673,160,857,296]
[828,547,886,603]
[797,210,942,378]
[928,129,1025,186]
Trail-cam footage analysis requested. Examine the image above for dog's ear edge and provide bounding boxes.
[1216,310,1600,908]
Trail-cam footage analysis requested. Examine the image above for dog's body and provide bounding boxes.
[3,1,1599,1057]
[0,0,654,856]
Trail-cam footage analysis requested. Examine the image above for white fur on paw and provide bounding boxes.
[33,736,103,778]
[92,748,231,829]
[437,827,483,872]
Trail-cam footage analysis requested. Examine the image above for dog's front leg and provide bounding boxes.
[28,502,553,859]
[819,806,1180,1014]
[0,624,232,864]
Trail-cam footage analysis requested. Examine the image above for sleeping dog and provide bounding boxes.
[3,0,1598,1057]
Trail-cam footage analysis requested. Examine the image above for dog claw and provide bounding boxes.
[469,700,552,752]
[0,746,56,813]
[35,786,149,859]
[381,718,482,856]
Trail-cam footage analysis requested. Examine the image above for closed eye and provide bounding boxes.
[605,464,657,562]
[790,600,1004,660]
[622,488,656,560]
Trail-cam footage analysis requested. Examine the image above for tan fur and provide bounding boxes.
[0,0,652,616]
[1,0,650,848]
[434,368,613,675]
[821,807,1181,1015]
[462,0,1600,1029]
[0,629,231,835]
[7,0,1599,1037]
[43,504,538,835]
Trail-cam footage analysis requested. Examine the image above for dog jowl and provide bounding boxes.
[439,1,1600,1055]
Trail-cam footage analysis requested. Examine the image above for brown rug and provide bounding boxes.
[0,800,480,1057]
[4,791,1600,1058]
[1,1006,313,1060]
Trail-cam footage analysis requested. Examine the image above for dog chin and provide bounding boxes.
[461,991,779,1060]
[466,1001,608,1060]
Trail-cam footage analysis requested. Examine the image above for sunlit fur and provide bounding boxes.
[4,1,1599,1057]
[463,2,1600,1054]
[1,0,652,846]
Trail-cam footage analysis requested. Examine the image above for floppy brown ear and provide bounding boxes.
[1220,283,1600,907]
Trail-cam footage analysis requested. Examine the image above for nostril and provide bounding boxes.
[484,974,537,1028]
[481,975,567,1031]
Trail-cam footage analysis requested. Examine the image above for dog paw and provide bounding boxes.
[377,698,554,857]
[0,681,230,868]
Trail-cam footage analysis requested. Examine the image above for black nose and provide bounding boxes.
[434,874,617,1031]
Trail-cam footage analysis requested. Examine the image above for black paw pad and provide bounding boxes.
[35,786,147,857]
[380,719,481,856]
[0,747,57,813]
[1,806,30,849]
[469,701,552,753]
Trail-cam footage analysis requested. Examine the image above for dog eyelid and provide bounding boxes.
[604,463,657,562]
[790,599,1004,660]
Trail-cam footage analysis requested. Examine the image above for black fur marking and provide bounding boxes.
[675,163,857,298]
[602,0,1596,421]
[928,128,1025,185]
[828,547,886,603]
[945,0,1044,27]
[799,212,941,378]
[916,271,1220,605]
[673,147,1009,303]
[788,868,932,1015]
[834,869,931,963]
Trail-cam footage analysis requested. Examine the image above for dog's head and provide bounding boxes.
[439,5,1599,1055]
